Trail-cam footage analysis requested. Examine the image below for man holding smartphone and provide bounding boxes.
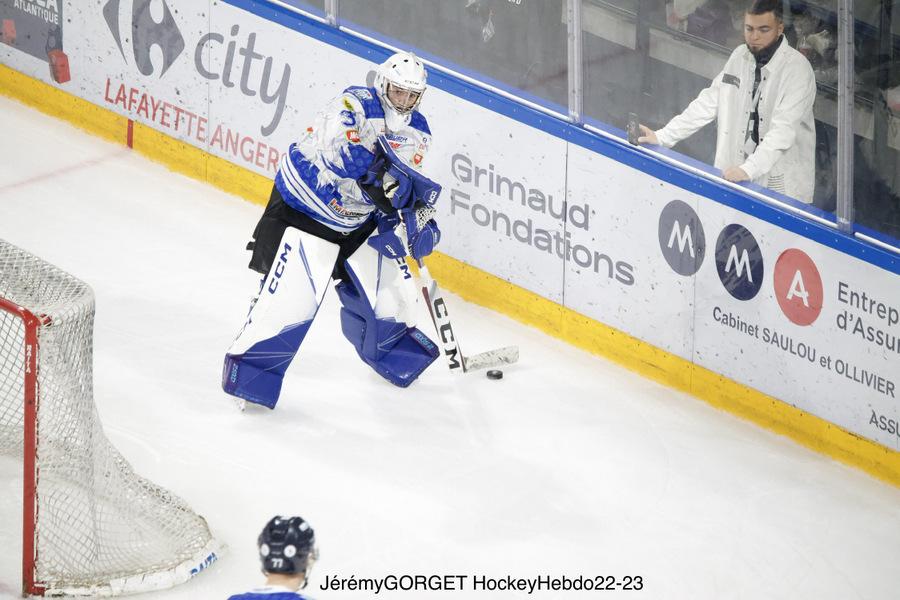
[637,0,816,204]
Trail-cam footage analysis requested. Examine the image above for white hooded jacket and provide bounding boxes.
[656,37,817,203]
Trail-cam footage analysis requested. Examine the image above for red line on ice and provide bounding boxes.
[0,150,127,195]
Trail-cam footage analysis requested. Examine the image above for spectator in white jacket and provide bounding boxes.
[640,0,817,203]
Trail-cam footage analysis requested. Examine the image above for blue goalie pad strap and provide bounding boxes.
[335,278,439,387]
[337,304,406,362]
[335,279,407,361]
[340,310,439,387]
[368,326,439,388]
[222,321,313,408]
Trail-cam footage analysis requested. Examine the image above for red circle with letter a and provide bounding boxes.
[774,249,823,326]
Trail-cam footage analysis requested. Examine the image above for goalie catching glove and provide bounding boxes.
[367,205,441,261]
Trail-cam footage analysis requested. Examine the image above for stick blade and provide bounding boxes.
[463,346,519,372]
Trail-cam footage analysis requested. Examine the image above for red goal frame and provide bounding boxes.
[0,296,48,596]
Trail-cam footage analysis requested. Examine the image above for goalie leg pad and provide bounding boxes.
[224,227,339,408]
[223,322,312,409]
[335,254,438,387]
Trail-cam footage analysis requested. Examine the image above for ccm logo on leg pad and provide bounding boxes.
[268,242,292,294]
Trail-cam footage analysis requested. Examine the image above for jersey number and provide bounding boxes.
[339,109,357,127]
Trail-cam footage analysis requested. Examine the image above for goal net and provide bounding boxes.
[0,240,219,596]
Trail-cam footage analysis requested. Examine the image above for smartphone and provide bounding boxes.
[626,112,640,145]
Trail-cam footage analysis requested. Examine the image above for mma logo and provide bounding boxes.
[715,224,764,301]
[658,202,763,300]
[658,200,705,276]
[103,0,185,78]
[773,248,823,325]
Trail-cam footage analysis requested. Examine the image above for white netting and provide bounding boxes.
[0,240,218,596]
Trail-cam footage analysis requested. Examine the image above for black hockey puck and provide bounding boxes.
[486,369,503,380]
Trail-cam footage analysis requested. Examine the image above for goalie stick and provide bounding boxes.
[397,206,518,374]
[414,257,519,374]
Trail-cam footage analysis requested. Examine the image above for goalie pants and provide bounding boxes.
[223,186,438,408]
[247,186,377,281]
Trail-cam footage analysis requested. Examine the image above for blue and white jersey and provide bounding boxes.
[275,86,433,233]
[228,584,313,600]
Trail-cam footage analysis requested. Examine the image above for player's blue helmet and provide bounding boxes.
[258,516,318,586]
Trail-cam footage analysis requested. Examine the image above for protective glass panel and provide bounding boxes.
[585,0,837,209]
[600,0,638,11]
[582,0,641,133]
[663,0,746,48]
[790,2,839,213]
[276,0,326,16]
[852,0,900,243]
[582,0,725,163]
[339,0,568,110]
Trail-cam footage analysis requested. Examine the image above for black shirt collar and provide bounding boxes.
[750,34,784,67]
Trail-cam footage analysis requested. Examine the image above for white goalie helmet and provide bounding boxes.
[375,51,427,116]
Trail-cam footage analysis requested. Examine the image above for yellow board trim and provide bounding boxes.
[3,62,898,486]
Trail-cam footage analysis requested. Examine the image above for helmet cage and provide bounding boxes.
[384,81,423,114]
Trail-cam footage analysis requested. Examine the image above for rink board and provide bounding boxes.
[0,0,898,478]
